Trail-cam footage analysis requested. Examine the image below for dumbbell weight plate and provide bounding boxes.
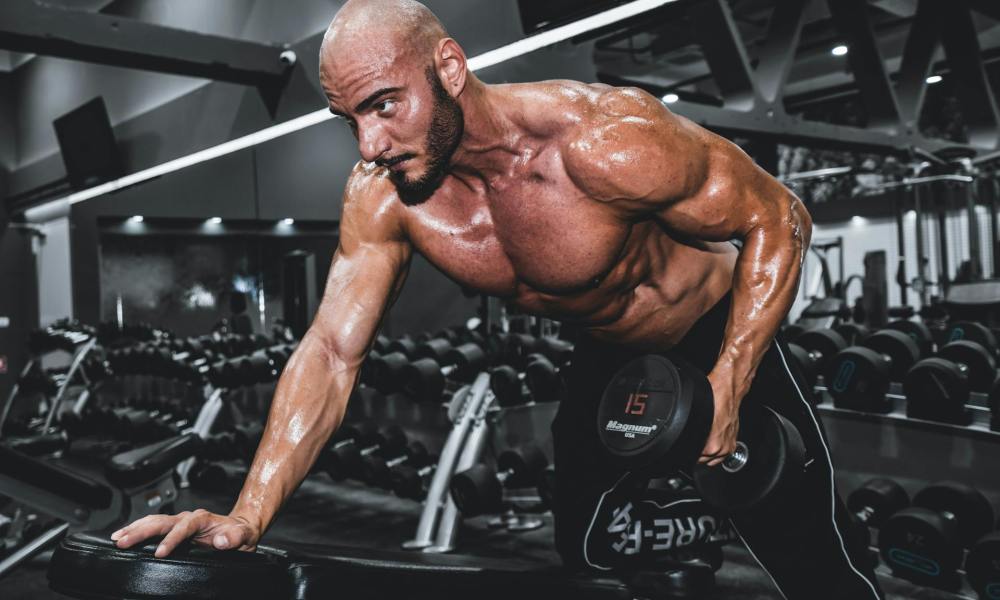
[524,354,561,402]
[490,365,526,407]
[944,321,998,355]
[914,481,995,547]
[966,532,1000,600]
[834,323,870,346]
[691,405,807,513]
[938,341,997,393]
[863,330,920,382]
[401,359,446,402]
[903,359,970,424]
[879,507,963,585]
[847,478,909,529]
[886,320,934,357]
[450,464,504,516]
[824,347,892,413]
[596,355,713,474]
[496,443,549,488]
[796,329,848,368]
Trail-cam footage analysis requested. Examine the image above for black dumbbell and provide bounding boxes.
[848,477,910,529]
[904,340,997,425]
[597,354,807,512]
[386,335,418,358]
[786,328,847,391]
[489,354,565,407]
[360,441,430,489]
[401,343,488,402]
[391,463,436,501]
[825,329,920,413]
[782,323,807,343]
[967,530,1000,600]
[885,319,935,358]
[879,481,995,589]
[325,424,408,481]
[450,444,550,516]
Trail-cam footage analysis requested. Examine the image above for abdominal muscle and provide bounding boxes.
[507,224,738,352]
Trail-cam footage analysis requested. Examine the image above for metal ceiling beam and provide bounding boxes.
[598,72,967,155]
[690,0,758,111]
[894,0,938,128]
[754,0,811,104]
[934,0,1000,148]
[826,0,903,133]
[0,0,294,115]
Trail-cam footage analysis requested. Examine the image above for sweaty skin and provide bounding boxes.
[112,0,811,557]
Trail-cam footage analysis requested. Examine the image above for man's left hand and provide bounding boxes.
[699,372,741,467]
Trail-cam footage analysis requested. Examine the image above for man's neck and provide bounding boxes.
[448,78,524,185]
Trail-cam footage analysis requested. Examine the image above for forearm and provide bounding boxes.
[229,330,356,534]
[712,196,811,402]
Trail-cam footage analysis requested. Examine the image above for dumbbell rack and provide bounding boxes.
[815,385,1000,442]
[404,371,494,553]
[0,336,99,440]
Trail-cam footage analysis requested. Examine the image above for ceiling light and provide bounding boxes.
[280,218,295,225]
[831,45,848,56]
[662,93,679,104]
[206,217,222,225]
[926,75,942,84]
[127,215,144,223]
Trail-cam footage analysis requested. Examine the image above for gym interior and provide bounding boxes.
[2,1,1000,599]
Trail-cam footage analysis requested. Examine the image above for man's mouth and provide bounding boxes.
[379,155,413,171]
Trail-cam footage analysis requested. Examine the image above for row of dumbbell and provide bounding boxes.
[846,477,999,598]
[787,320,1000,426]
[363,332,572,404]
[26,319,97,355]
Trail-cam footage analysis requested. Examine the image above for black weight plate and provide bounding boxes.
[824,346,891,412]
[796,329,848,368]
[863,330,921,382]
[786,343,818,388]
[525,355,561,401]
[387,337,417,357]
[945,321,998,355]
[886,320,934,357]
[847,478,910,528]
[490,365,525,407]
[692,406,806,513]
[450,464,503,516]
[879,507,962,582]
[903,358,969,422]
[913,481,995,547]
[782,324,807,343]
[596,355,712,474]
[446,343,487,380]
[966,531,1000,600]
[497,443,548,486]
[371,352,411,393]
[835,323,871,346]
[938,341,997,393]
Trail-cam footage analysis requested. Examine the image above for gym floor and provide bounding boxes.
[0,473,972,600]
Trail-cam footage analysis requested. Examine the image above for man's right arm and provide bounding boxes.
[111,165,411,556]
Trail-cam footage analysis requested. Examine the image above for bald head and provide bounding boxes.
[321,0,448,67]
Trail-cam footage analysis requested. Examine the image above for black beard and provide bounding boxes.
[389,67,464,206]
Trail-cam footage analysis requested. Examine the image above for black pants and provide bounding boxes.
[552,294,884,600]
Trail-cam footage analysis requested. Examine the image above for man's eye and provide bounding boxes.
[376,100,396,113]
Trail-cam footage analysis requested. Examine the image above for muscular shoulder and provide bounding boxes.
[560,86,710,204]
[340,161,407,244]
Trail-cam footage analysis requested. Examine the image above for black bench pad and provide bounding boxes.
[105,433,201,489]
[49,530,287,600]
[49,531,633,600]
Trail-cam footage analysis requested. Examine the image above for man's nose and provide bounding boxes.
[358,126,390,164]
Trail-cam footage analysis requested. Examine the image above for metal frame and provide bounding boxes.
[0,0,295,115]
[600,0,999,153]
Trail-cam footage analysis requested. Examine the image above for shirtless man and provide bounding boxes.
[110,1,882,598]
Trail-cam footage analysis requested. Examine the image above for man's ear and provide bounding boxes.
[436,38,468,97]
